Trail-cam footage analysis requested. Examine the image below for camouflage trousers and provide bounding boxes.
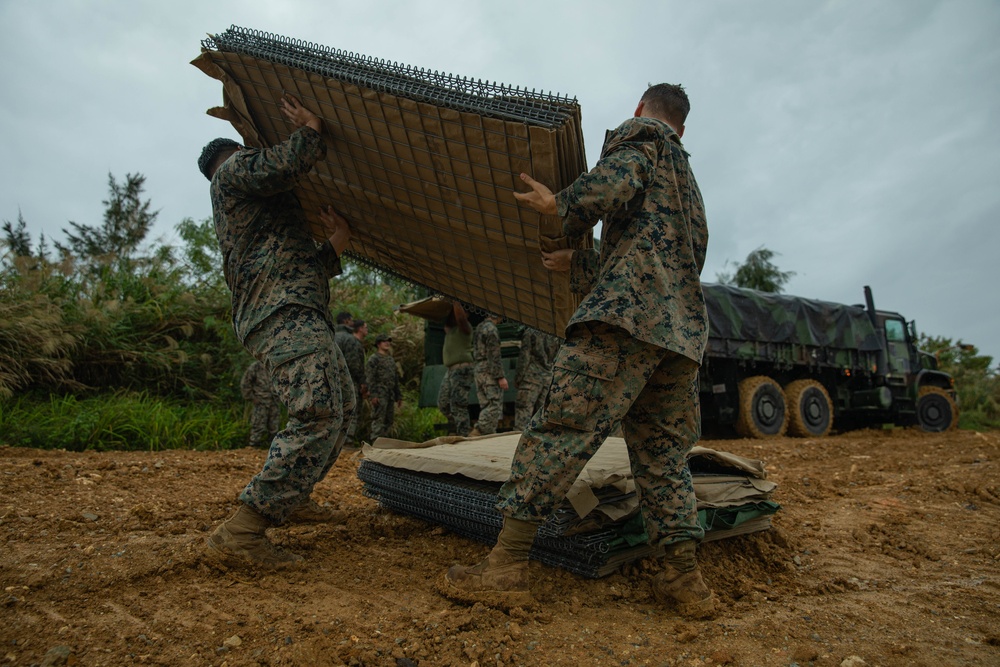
[437,362,474,436]
[514,378,550,431]
[369,394,395,441]
[240,305,356,524]
[248,395,281,447]
[496,321,704,547]
[474,368,503,435]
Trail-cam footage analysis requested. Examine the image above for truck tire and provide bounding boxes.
[735,376,788,438]
[916,386,958,432]
[785,379,833,437]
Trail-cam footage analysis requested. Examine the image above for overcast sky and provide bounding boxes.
[2,0,998,364]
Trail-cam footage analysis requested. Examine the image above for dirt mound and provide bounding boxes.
[1,429,998,666]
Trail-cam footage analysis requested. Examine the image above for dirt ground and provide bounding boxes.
[1,428,998,667]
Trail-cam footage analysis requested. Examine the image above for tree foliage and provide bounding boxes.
[0,172,439,446]
[717,246,795,293]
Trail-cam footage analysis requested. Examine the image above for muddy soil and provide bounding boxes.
[1,428,998,666]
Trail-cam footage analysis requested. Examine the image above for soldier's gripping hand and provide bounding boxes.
[320,206,352,255]
[280,93,323,134]
[540,249,573,272]
[513,173,557,216]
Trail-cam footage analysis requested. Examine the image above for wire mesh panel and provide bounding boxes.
[192,26,592,336]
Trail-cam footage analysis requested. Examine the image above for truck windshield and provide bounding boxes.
[885,319,907,342]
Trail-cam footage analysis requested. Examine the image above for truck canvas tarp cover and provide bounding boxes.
[704,283,882,351]
[192,25,591,337]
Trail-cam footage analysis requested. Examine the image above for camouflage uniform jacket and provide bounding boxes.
[211,127,341,350]
[515,328,560,387]
[334,324,367,387]
[365,352,401,401]
[473,320,504,380]
[560,117,709,363]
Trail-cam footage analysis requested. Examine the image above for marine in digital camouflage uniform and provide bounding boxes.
[240,360,281,448]
[334,312,367,445]
[445,84,717,618]
[365,333,402,441]
[472,315,508,436]
[199,94,355,568]
[437,302,474,436]
[513,327,560,431]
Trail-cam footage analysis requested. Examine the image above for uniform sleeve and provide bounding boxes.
[215,127,326,198]
[569,248,600,295]
[555,140,657,238]
[316,240,344,282]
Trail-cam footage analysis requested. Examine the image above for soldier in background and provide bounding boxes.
[334,312,367,446]
[437,302,474,436]
[240,360,281,448]
[471,314,508,436]
[366,333,402,441]
[513,328,560,431]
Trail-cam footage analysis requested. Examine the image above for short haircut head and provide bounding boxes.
[352,319,366,332]
[640,83,690,127]
[197,138,241,181]
[335,311,353,325]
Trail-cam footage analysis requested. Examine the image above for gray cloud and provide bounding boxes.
[1,0,997,362]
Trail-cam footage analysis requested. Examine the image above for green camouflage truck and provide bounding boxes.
[411,285,958,438]
[700,283,958,438]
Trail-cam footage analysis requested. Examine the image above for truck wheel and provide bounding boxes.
[785,379,833,437]
[916,386,958,432]
[735,376,788,438]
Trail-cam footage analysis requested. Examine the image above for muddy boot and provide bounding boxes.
[441,518,536,608]
[651,540,717,619]
[286,498,348,525]
[206,504,303,568]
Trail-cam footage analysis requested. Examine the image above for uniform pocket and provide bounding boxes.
[544,350,618,431]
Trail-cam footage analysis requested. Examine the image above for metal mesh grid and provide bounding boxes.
[358,459,776,579]
[203,26,578,127]
[194,27,591,335]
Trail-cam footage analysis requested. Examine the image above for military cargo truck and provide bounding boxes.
[409,285,959,438]
[699,283,958,438]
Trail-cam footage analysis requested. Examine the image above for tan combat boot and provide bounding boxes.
[441,518,536,608]
[206,504,302,568]
[286,498,348,525]
[651,540,717,619]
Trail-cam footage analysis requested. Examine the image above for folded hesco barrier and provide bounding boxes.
[193,26,592,336]
[357,435,779,578]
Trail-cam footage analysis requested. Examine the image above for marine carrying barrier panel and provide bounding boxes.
[193,26,592,336]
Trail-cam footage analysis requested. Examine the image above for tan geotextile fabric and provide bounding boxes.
[362,433,775,521]
[192,48,591,336]
[395,296,454,322]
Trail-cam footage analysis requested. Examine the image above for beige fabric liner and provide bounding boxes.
[362,433,775,521]
[192,50,592,337]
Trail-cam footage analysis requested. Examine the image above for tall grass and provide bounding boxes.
[0,391,247,451]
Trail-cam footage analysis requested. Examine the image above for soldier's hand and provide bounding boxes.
[541,248,573,272]
[371,396,380,407]
[321,206,352,255]
[513,173,557,215]
[280,93,322,133]
[498,377,509,391]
